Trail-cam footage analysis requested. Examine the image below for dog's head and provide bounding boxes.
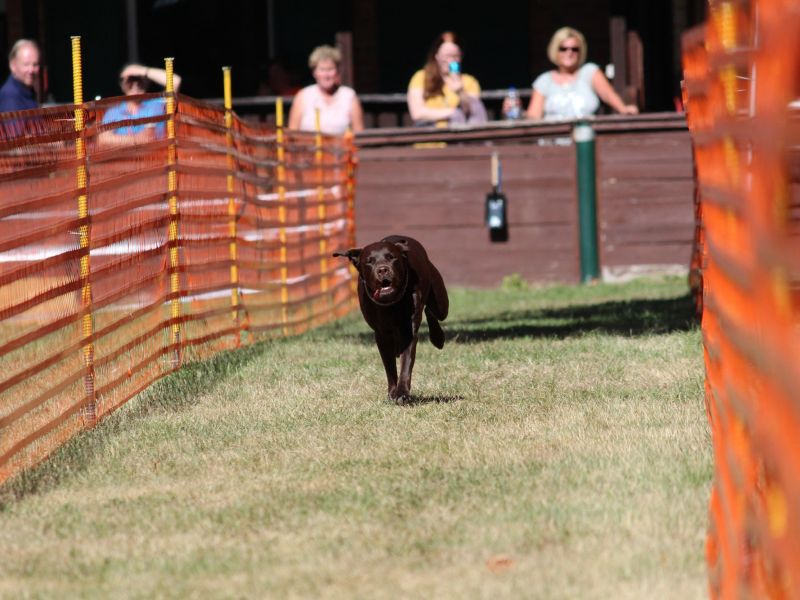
[333,239,409,305]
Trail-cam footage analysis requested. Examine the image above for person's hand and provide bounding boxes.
[444,72,463,94]
[620,104,639,115]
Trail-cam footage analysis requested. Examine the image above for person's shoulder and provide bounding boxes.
[0,83,14,111]
[297,84,321,101]
[141,97,167,113]
[0,76,14,96]
[288,85,311,110]
[532,70,553,90]
[338,85,358,103]
[580,62,600,77]
[408,70,425,90]
[462,74,481,93]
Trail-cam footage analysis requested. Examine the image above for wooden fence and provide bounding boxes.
[355,113,695,287]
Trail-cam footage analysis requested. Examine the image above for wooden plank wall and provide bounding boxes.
[354,114,694,288]
[595,128,695,279]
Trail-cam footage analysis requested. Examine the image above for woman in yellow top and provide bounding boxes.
[407,31,486,127]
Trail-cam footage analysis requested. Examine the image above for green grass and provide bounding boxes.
[0,276,711,600]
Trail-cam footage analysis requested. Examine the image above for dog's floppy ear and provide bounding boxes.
[391,238,409,258]
[333,248,362,269]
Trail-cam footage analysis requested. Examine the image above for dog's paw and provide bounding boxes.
[394,394,410,406]
[389,385,411,406]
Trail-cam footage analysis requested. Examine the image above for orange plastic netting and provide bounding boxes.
[683,0,800,597]
[0,91,357,485]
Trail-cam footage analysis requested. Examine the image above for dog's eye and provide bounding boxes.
[366,257,376,265]
[385,253,395,261]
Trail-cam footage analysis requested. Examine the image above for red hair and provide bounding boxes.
[422,31,459,100]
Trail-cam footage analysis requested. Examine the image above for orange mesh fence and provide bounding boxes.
[0,92,357,485]
[683,1,800,597]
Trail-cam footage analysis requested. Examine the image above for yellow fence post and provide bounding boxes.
[344,129,357,299]
[315,109,329,314]
[223,66,241,345]
[275,98,289,335]
[165,57,182,368]
[72,36,96,424]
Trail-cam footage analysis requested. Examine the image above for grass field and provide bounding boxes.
[0,275,711,600]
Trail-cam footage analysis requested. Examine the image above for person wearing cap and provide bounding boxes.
[99,63,181,146]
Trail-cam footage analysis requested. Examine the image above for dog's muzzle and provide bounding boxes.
[365,271,406,306]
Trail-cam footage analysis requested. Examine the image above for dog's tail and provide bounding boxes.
[425,306,445,349]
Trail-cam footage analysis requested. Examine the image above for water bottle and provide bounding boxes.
[504,87,521,120]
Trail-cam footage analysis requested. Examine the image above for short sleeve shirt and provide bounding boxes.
[102,98,166,136]
[533,63,600,120]
[407,69,481,110]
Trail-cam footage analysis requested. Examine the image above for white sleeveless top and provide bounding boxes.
[297,84,356,135]
[533,63,601,120]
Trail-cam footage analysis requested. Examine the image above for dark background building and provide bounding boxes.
[1,0,705,112]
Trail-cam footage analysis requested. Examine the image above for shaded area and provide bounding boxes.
[449,294,697,343]
[401,394,464,407]
[339,293,697,347]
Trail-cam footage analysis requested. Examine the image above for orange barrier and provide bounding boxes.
[0,65,357,484]
[683,1,800,597]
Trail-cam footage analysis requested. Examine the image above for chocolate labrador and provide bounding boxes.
[334,235,449,404]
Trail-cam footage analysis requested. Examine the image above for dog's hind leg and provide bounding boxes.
[427,264,449,321]
[425,306,445,349]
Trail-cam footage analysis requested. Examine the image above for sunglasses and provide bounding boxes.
[558,46,580,53]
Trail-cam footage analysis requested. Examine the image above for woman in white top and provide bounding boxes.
[522,27,639,120]
[288,45,364,135]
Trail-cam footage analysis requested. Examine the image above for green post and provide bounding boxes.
[574,120,600,282]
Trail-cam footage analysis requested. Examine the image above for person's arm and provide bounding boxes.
[443,72,469,116]
[120,64,182,92]
[287,89,304,130]
[98,128,156,148]
[406,87,456,123]
[350,94,364,133]
[591,70,638,115]
[451,74,484,118]
[0,91,15,113]
[526,89,545,120]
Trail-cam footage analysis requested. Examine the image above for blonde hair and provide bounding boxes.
[308,45,341,70]
[546,27,587,67]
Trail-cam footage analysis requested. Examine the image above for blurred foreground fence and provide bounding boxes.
[0,75,357,485]
[683,0,800,597]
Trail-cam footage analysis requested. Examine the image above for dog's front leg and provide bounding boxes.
[375,334,398,399]
[396,306,423,404]
[395,337,418,404]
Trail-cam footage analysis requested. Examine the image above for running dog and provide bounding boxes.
[334,235,449,404]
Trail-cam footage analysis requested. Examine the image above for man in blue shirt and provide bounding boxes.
[0,39,40,112]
